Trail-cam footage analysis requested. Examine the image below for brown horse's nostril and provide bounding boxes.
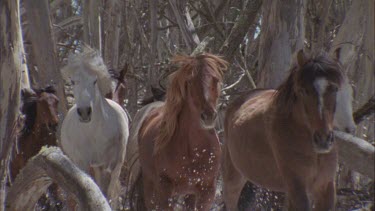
[77,108,82,116]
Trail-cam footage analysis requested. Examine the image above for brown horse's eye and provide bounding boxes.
[328,85,338,93]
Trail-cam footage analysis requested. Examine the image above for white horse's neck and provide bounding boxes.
[92,92,111,122]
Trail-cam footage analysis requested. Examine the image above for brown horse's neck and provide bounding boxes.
[272,97,313,137]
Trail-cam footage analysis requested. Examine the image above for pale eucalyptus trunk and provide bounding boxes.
[23,0,68,114]
[0,0,25,209]
[83,0,102,52]
[257,0,307,88]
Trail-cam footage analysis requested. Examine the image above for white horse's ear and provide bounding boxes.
[297,49,307,67]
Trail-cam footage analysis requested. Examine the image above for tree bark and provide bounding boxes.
[219,0,262,63]
[168,0,199,52]
[103,0,122,71]
[257,0,307,88]
[5,147,111,211]
[330,0,374,142]
[23,0,68,114]
[0,0,24,209]
[83,0,102,52]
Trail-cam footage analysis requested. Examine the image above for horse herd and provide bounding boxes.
[9,46,356,211]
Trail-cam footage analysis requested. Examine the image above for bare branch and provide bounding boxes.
[334,131,375,179]
[354,95,375,124]
[6,147,111,211]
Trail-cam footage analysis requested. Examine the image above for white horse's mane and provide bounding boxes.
[61,45,112,96]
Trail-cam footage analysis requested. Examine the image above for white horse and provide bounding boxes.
[60,46,129,207]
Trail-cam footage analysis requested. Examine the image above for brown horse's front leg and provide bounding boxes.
[283,179,311,211]
[195,184,216,211]
[313,181,336,211]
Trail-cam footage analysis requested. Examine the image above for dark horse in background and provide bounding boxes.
[223,50,351,211]
[10,85,62,210]
[126,53,228,210]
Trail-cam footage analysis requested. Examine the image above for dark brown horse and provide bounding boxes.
[10,86,61,210]
[107,65,127,107]
[128,53,227,210]
[10,86,59,180]
[223,50,347,211]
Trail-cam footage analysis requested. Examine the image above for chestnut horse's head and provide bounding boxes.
[169,53,228,129]
[155,53,227,153]
[293,50,346,153]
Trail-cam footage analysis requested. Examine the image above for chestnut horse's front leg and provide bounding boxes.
[195,183,217,211]
[313,181,336,211]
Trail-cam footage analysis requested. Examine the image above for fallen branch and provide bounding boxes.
[353,95,375,124]
[334,130,375,179]
[6,147,110,211]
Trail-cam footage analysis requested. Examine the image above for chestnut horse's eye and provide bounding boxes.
[71,80,75,85]
[93,79,97,85]
[328,85,338,93]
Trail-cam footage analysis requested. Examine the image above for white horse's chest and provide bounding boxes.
[61,103,128,171]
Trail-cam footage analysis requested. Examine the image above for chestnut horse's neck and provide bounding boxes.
[173,101,216,151]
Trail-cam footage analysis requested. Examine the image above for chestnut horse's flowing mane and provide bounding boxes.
[154,53,228,153]
[273,52,344,115]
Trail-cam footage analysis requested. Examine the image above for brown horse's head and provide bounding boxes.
[20,86,59,135]
[155,53,227,153]
[277,50,344,153]
[34,86,59,129]
[295,50,344,153]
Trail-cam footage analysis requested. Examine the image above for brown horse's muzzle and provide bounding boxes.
[313,131,334,153]
[200,109,217,129]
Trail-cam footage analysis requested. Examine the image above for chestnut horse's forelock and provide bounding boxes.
[273,54,344,115]
[154,53,228,154]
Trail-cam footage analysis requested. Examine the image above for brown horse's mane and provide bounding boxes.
[20,86,56,137]
[273,53,344,115]
[154,53,228,154]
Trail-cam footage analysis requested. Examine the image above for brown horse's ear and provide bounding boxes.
[297,49,307,67]
[334,47,341,62]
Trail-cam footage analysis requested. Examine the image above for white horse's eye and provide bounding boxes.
[71,81,75,85]
[93,79,97,85]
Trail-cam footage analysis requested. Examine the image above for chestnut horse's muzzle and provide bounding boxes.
[200,110,218,129]
[77,107,92,123]
[313,131,334,153]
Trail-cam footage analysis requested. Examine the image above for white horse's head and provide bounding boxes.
[334,77,356,133]
[62,46,112,123]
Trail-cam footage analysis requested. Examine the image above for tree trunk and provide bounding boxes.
[23,0,68,114]
[330,0,374,142]
[219,0,262,63]
[0,0,24,209]
[6,147,111,211]
[257,0,307,88]
[83,0,102,52]
[103,0,122,71]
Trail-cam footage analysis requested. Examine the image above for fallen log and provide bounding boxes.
[5,146,110,211]
[335,130,375,179]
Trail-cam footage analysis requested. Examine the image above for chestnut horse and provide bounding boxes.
[128,53,227,210]
[10,86,59,180]
[223,50,348,211]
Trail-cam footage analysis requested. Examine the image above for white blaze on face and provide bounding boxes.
[313,78,329,118]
